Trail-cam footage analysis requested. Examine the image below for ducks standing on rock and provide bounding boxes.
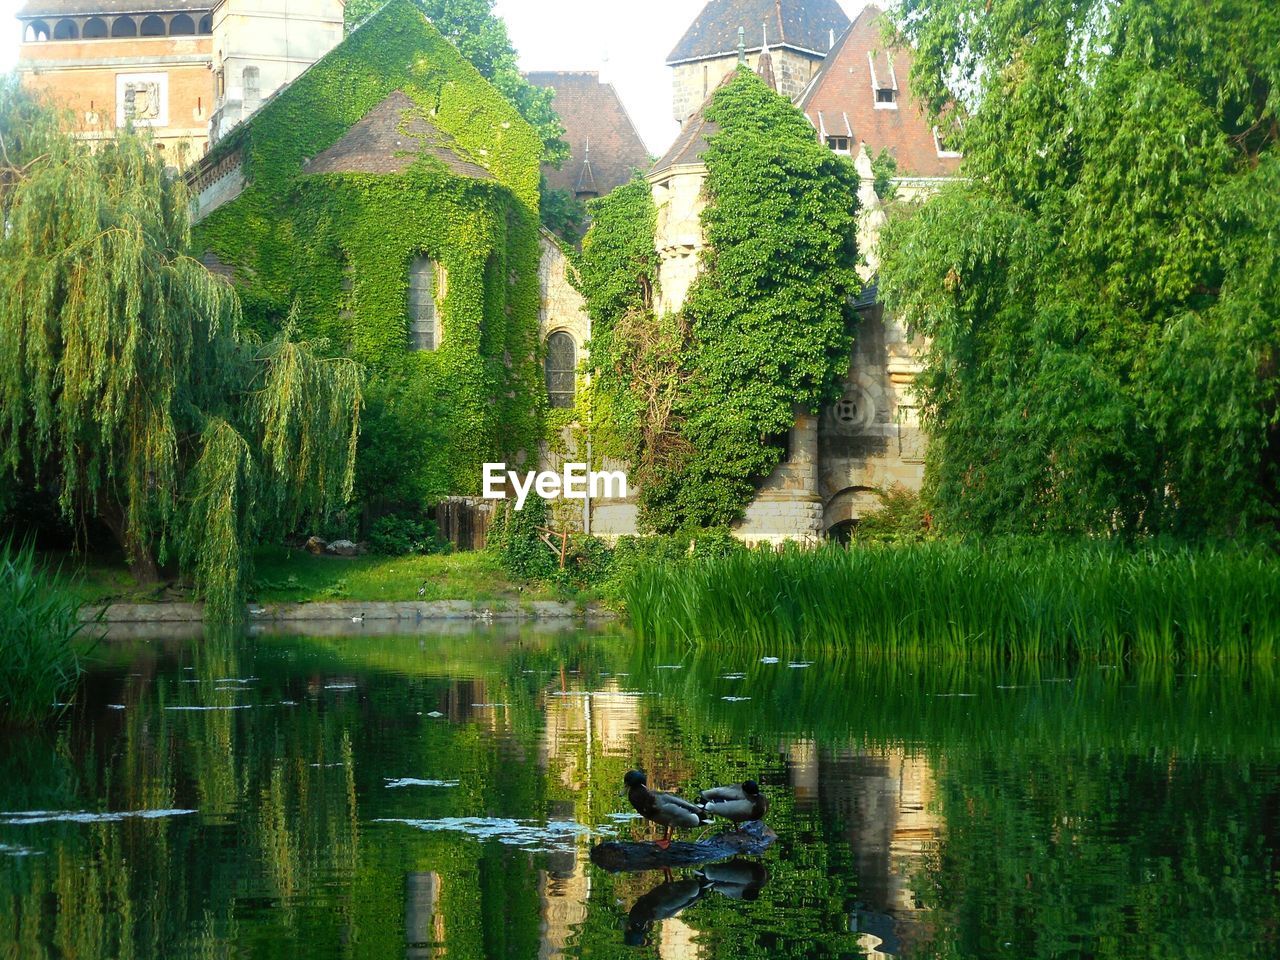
[698,780,769,830]
[624,770,710,849]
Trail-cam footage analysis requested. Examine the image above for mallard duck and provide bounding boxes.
[624,876,707,946]
[698,780,768,829]
[624,770,710,848]
[698,859,769,901]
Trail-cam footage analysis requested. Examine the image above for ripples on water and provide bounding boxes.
[1,623,1278,958]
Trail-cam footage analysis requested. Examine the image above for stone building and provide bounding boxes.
[595,0,962,544]
[666,0,849,123]
[526,70,651,202]
[14,0,216,163]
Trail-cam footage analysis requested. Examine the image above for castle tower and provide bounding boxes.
[209,0,346,142]
[666,0,848,123]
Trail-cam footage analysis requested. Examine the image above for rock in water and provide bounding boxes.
[590,821,776,873]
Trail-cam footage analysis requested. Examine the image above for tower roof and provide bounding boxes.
[526,71,651,197]
[667,0,849,65]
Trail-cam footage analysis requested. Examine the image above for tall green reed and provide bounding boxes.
[0,541,89,725]
[623,541,1280,664]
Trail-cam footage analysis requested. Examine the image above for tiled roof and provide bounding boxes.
[18,0,210,16]
[650,90,720,178]
[526,71,650,197]
[302,91,494,180]
[667,0,849,64]
[797,5,961,178]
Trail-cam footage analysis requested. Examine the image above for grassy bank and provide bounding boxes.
[624,541,1280,663]
[55,548,572,608]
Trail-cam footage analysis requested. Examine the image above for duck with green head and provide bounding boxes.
[624,770,710,849]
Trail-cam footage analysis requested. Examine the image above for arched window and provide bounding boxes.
[545,332,576,409]
[111,16,137,37]
[24,20,51,42]
[242,65,260,101]
[407,256,442,351]
[170,13,194,35]
[53,19,78,40]
[140,15,164,36]
[83,17,107,38]
[198,14,212,34]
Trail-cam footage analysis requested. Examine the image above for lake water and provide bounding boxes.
[1,623,1278,958]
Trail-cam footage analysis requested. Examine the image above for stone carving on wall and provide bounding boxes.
[116,73,169,128]
[828,388,875,436]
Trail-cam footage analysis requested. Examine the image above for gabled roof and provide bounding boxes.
[18,0,209,16]
[526,71,651,197]
[649,80,724,178]
[667,0,849,65]
[303,91,494,180]
[798,5,961,178]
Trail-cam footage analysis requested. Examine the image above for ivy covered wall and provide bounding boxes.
[194,0,544,511]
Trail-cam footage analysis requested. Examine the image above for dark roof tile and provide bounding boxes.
[302,90,494,180]
[667,0,849,64]
[19,0,209,17]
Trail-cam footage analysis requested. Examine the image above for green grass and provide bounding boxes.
[1,541,90,725]
[624,540,1280,664]
[50,547,572,607]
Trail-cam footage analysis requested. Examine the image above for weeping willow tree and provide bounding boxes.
[0,82,361,620]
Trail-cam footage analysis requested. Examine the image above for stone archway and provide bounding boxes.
[823,486,882,539]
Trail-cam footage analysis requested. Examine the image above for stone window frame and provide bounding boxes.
[544,329,577,409]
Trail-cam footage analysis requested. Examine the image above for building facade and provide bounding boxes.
[15,0,215,163]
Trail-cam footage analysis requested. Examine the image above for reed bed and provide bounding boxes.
[623,541,1280,663]
[0,541,89,724]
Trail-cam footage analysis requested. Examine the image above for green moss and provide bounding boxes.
[194,0,545,506]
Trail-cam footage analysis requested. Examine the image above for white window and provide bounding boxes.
[933,126,962,158]
[826,135,851,154]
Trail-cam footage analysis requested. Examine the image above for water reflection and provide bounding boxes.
[0,625,1277,959]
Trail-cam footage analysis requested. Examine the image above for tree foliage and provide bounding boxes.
[0,85,361,619]
[579,71,861,531]
[344,0,566,166]
[879,0,1280,538]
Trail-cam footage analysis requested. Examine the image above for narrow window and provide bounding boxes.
[198,14,212,34]
[545,331,576,409]
[407,256,441,352]
[243,66,260,102]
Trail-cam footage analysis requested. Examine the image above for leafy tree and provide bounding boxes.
[345,0,567,165]
[0,87,361,619]
[879,0,1280,538]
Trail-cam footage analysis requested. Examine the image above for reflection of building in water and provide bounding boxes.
[659,917,705,959]
[405,872,445,960]
[538,685,643,956]
[789,744,941,956]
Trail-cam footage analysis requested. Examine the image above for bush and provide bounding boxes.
[0,542,89,726]
[487,496,559,581]
[367,513,439,556]
[853,486,933,544]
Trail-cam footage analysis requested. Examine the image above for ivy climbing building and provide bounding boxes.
[189,0,562,508]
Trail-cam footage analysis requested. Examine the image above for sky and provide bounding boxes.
[0,0,864,157]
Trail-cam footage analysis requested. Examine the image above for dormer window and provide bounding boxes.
[933,126,962,158]
[868,52,899,110]
[826,135,851,154]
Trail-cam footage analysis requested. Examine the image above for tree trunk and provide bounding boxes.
[97,498,161,584]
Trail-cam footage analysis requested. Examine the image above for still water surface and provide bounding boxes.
[1,623,1278,958]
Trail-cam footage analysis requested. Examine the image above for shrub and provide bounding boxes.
[854,486,933,544]
[0,542,89,726]
[367,513,439,556]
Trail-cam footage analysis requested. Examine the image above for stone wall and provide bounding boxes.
[672,49,824,123]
